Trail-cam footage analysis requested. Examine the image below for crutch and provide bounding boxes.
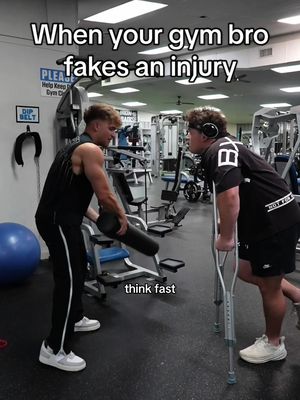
[211,182,239,384]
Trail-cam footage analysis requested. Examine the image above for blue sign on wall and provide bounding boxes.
[40,67,76,97]
[40,68,76,84]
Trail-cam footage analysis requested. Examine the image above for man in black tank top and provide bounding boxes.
[35,104,127,372]
[186,106,300,365]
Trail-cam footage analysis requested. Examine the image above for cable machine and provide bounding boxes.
[151,114,187,177]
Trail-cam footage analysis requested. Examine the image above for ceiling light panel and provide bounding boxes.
[139,45,188,55]
[88,92,103,97]
[260,103,291,107]
[111,87,140,93]
[84,1,168,24]
[278,15,300,24]
[160,110,183,114]
[176,78,211,85]
[280,87,300,93]
[271,65,300,73]
[138,46,172,55]
[197,94,229,100]
[122,102,147,106]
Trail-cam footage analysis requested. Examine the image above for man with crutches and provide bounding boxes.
[186,106,300,365]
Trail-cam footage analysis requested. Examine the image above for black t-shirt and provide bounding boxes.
[35,133,94,225]
[202,135,300,242]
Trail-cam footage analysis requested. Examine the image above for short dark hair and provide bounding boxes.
[84,103,122,127]
[186,106,227,138]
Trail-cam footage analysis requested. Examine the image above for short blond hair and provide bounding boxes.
[84,103,122,127]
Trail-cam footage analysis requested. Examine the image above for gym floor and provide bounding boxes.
[1,178,300,400]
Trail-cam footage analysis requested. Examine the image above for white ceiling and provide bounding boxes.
[77,0,300,123]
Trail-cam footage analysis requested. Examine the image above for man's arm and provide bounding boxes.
[216,186,240,251]
[85,206,99,223]
[80,144,128,235]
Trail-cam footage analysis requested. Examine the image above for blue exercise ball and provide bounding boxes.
[0,223,41,285]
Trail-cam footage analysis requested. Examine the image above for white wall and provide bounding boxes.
[138,110,155,123]
[227,123,238,137]
[0,0,78,257]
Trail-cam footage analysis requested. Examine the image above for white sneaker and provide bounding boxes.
[239,335,287,364]
[74,316,101,332]
[39,341,86,372]
[294,303,300,329]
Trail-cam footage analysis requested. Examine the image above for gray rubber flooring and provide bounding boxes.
[1,177,300,400]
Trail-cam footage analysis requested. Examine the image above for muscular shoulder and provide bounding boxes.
[74,143,104,161]
[72,143,104,174]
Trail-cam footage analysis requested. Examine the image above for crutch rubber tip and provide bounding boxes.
[227,372,237,385]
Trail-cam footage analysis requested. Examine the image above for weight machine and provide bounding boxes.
[183,155,211,203]
[251,105,300,257]
[54,57,137,150]
[107,146,190,236]
[81,214,185,299]
[151,114,187,177]
[251,105,300,183]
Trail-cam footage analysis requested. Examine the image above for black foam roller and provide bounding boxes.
[96,212,159,256]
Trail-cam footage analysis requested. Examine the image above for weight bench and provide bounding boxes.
[126,168,153,184]
[147,202,190,236]
[81,215,185,298]
[111,170,148,217]
[111,171,190,236]
[161,172,190,190]
[147,189,190,236]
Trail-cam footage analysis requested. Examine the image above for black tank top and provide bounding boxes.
[35,133,95,225]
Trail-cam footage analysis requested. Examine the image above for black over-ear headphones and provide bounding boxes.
[188,122,219,138]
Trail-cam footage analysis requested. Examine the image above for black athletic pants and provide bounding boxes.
[36,220,87,354]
